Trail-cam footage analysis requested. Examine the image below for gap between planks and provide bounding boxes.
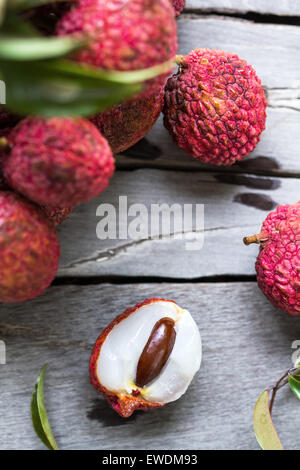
[182,11,300,27]
[115,156,300,178]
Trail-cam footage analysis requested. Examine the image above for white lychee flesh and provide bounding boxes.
[97,300,202,404]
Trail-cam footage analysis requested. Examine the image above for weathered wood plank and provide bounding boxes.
[118,17,300,174]
[177,17,300,89]
[58,170,297,279]
[186,0,300,16]
[0,282,299,450]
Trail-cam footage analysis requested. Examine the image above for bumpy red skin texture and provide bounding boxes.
[56,0,177,93]
[90,88,164,154]
[163,48,267,166]
[255,203,300,316]
[90,298,176,418]
[171,0,185,16]
[42,206,72,226]
[4,117,115,208]
[0,191,60,303]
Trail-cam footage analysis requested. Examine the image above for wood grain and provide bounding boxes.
[186,0,300,16]
[57,170,297,279]
[0,282,299,450]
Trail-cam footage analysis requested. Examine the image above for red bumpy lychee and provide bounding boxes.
[3,117,114,208]
[90,88,164,153]
[163,48,267,166]
[0,191,60,303]
[57,0,176,152]
[56,0,177,92]
[244,202,300,316]
[42,206,72,227]
[171,0,185,16]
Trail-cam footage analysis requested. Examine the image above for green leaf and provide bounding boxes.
[0,59,141,116]
[253,390,284,450]
[0,1,6,26]
[8,0,72,10]
[289,374,300,400]
[0,36,82,60]
[31,364,59,450]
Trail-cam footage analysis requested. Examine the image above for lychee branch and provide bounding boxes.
[267,367,299,415]
[243,234,268,245]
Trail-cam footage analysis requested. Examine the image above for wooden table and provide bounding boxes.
[1,1,300,450]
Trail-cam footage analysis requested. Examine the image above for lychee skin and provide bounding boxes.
[56,0,177,92]
[171,0,185,16]
[249,203,300,316]
[90,88,164,154]
[42,206,72,227]
[163,48,267,166]
[4,117,115,208]
[0,191,60,303]
[90,298,175,418]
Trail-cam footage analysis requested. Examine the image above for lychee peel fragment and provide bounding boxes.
[0,191,60,303]
[245,202,300,316]
[4,117,115,208]
[163,48,267,166]
[90,298,202,417]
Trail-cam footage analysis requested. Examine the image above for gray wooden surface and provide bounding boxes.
[0,283,299,450]
[187,0,300,16]
[0,2,300,451]
[58,171,297,279]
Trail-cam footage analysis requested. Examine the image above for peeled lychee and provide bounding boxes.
[90,298,202,417]
[3,117,114,208]
[0,191,60,303]
[90,88,164,154]
[171,0,185,16]
[163,48,267,166]
[244,202,300,316]
[56,0,177,92]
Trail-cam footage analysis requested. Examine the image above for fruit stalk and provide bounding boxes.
[243,234,264,245]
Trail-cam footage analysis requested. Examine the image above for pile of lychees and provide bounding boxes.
[0,0,267,303]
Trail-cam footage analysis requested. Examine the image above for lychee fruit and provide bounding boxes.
[90,88,164,154]
[56,0,177,92]
[42,206,72,227]
[90,298,202,417]
[163,48,267,166]
[171,0,185,16]
[3,117,114,209]
[0,191,60,303]
[244,202,300,316]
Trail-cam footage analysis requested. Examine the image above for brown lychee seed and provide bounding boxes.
[0,191,60,303]
[244,202,300,316]
[136,317,176,388]
[90,298,202,418]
